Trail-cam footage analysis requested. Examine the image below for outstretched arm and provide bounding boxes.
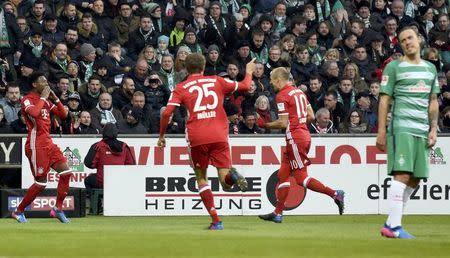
[263,114,289,129]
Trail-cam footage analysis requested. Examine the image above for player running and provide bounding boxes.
[11,72,72,223]
[158,53,257,230]
[258,67,345,223]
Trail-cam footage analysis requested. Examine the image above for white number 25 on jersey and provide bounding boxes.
[189,83,218,112]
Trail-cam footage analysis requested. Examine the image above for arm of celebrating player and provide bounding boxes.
[49,90,68,119]
[23,98,46,118]
[306,105,315,124]
[158,105,177,148]
[263,114,289,129]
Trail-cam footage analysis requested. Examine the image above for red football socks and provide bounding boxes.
[274,182,291,215]
[16,183,46,213]
[56,172,72,211]
[199,184,220,223]
[305,178,336,198]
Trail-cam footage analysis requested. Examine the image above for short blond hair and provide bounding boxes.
[271,67,290,81]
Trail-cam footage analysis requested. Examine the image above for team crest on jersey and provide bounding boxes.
[24,99,31,107]
[381,75,389,86]
[277,103,285,111]
[398,154,405,166]
[37,167,44,174]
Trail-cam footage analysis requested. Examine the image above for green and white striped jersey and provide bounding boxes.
[380,59,440,138]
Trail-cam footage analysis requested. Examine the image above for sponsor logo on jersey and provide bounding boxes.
[381,75,389,86]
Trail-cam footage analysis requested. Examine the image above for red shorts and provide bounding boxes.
[282,139,311,171]
[25,143,67,181]
[189,142,231,169]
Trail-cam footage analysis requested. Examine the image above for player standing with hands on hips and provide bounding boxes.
[377,26,439,239]
[258,67,345,223]
[12,72,73,223]
[158,53,256,230]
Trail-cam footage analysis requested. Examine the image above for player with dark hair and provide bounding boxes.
[258,67,345,223]
[158,53,257,230]
[11,72,72,223]
[377,26,439,239]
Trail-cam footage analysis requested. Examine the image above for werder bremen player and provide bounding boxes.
[376,26,440,239]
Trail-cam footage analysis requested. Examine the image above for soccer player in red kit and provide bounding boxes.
[258,67,345,223]
[158,53,257,230]
[11,72,72,223]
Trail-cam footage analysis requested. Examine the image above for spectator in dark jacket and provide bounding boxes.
[238,110,264,134]
[0,105,13,133]
[84,123,135,211]
[126,14,159,61]
[112,77,135,111]
[117,106,148,134]
[74,111,100,134]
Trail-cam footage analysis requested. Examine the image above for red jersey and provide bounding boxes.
[167,73,251,147]
[276,84,311,141]
[21,92,67,149]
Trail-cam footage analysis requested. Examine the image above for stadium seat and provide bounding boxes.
[91,189,103,215]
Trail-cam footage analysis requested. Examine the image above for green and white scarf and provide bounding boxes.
[251,47,269,64]
[55,58,68,73]
[219,0,240,15]
[81,61,93,83]
[316,0,331,23]
[0,9,10,48]
[29,39,43,57]
[160,68,175,91]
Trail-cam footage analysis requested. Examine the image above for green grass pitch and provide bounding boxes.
[1,215,449,257]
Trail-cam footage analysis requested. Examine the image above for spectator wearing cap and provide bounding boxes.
[367,32,389,67]
[169,8,190,49]
[60,91,85,134]
[113,2,140,45]
[155,35,170,63]
[224,13,251,54]
[112,76,135,111]
[20,25,50,71]
[224,101,240,134]
[43,14,65,47]
[39,42,71,86]
[232,40,252,74]
[238,4,252,25]
[178,27,205,54]
[57,3,82,33]
[415,5,434,42]
[351,91,377,130]
[174,45,190,82]
[77,12,106,52]
[203,1,227,48]
[204,44,226,76]
[67,60,83,92]
[354,0,383,31]
[92,0,119,46]
[127,14,159,61]
[77,43,97,83]
[117,106,148,134]
[146,3,170,36]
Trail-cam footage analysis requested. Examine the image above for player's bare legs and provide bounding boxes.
[381,172,418,239]
[217,167,248,191]
[194,167,222,230]
[50,162,72,223]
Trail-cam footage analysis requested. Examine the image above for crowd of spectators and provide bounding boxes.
[0,0,449,135]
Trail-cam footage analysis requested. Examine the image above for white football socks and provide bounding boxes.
[386,180,406,228]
